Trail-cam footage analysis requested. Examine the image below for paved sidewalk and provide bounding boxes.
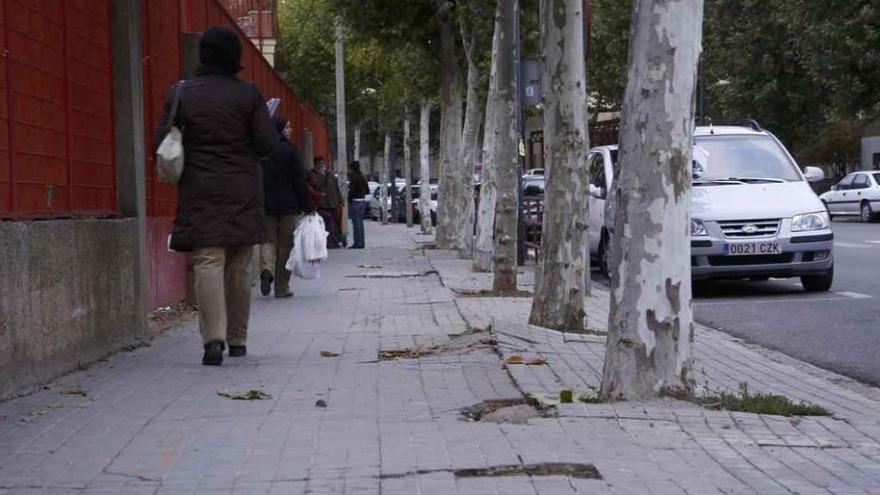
[0,223,878,494]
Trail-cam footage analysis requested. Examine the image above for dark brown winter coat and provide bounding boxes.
[155,69,276,251]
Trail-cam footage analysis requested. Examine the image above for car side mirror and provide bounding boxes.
[589,184,605,199]
[830,185,838,191]
[804,166,825,183]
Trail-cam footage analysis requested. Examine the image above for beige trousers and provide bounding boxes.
[192,246,253,346]
[259,214,299,294]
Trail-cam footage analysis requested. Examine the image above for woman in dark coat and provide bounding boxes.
[259,116,314,298]
[155,26,276,366]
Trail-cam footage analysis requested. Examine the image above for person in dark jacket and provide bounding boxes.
[347,161,370,249]
[155,26,276,366]
[259,115,314,298]
[310,157,344,248]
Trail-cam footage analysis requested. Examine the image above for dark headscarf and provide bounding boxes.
[272,116,288,136]
[348,160,361,172]
[198,26,243,75]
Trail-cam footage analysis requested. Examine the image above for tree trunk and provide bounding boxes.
[381,132,391,225]
[404,116,414,227]
[457,13,482,257]
[492,0,519,292]
[353,125,361,165]
[601,0,704,401]
[419,100,434,234]
[528,0,590,332]
[334,19,348,238]
[434,19,465,251]
[473,5,501,273]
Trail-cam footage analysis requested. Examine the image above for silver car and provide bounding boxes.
[588,124,834,292]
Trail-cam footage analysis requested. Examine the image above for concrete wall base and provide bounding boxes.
[0,218,145,400]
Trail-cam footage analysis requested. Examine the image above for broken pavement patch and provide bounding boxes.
[217,390,272,401]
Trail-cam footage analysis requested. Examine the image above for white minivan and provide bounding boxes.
[588,124,834,292]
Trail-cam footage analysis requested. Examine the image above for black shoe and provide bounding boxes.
[228,345,247,357]
[260,270,273,296]
[202,340,224,366]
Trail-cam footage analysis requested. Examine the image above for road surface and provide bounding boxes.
[691,218,880,385]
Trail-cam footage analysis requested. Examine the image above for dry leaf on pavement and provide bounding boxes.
[320,351,340,357]
[505,355,526,365]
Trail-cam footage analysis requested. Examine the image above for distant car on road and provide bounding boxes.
[588,123,834,292]
[819,171,880,223]
[524,168,544,177]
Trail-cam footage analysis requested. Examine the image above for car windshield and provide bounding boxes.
[693,135,801,184]
[873,173,880,185]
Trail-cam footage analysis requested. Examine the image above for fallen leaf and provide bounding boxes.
[217,390,272,401]
[320,351,340,358]
[505,356,526,365]
[560,390,574,404]
[527,357,547,366]
[315,399,327,408]
[358,264,383,269]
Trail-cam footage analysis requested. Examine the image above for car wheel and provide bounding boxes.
[598,233,610,277]
[860,201,875,223]
[801,267,833,293]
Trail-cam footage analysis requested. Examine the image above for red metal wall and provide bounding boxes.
[142,0,187,309]
[0,0,115,217]
[0,0,331,309]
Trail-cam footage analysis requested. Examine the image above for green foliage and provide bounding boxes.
[587,0,632,112]
[698,383,830,417]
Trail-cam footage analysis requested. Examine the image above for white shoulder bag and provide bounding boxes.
[156,81,186,185]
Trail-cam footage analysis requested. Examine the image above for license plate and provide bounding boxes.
[722,241,780,256]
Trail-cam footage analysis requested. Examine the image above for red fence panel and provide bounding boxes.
[142,0,186,309]
[0,1,10,214]
[0,0,115,218]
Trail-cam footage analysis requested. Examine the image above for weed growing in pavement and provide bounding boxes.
[697,383,831,416]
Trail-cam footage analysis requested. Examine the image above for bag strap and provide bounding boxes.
[167,80,185,129]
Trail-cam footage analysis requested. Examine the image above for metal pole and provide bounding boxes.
[697,58,705,125]
[514,1,526,266]
[334,19,349,239]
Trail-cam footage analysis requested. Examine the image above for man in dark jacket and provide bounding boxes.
[259,116,314,298]
[155,26,275,366]
[347,161,370,248]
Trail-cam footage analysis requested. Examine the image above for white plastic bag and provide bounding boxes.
[286,213,329,279]
[156,81,185,185]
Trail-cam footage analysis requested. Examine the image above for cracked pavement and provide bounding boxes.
[1,223,879,494]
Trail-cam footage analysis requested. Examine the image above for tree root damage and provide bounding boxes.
[378,330,497,361]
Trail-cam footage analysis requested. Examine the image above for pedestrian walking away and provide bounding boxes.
[260,115,314,298]
[310,156,344,248]
[155,26,275,366]
[347,161,369,249]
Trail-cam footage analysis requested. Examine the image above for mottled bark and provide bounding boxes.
[492,0,519,292]
[419,100,434,234]
[529,0,590,332]
[601,0,704,401]
[434,20,466,251]
[457,9,482,256]
[404,116,414,228]
[380,132,391,225]
[473,8,501,273]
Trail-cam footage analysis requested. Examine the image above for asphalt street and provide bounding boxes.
[691,218,880,386]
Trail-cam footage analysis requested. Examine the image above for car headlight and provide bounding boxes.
[691,219,708,236]
[791,212,830,232]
